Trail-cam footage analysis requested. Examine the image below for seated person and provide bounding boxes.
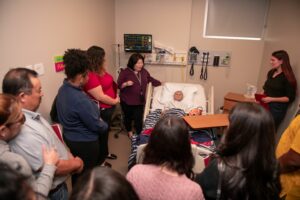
[276,114,300,199]
[128,108,186,169]
[70,167,139,200]
[0,94,58,198]
[164,90,202,116]
[195,103,280,199]
[0,162,36,200]
[127,116,204,200]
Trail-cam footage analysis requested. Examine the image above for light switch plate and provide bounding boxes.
[33,63,45,75]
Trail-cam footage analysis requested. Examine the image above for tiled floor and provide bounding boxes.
[107,127,131,175]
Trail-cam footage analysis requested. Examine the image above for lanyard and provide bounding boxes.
[129,68,142,86]
[134,71,141,86]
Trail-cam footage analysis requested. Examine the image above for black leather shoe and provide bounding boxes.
[102,161,112,168]
[106,153,117,160]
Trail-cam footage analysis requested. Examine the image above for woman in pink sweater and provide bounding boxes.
[126,116,204,200]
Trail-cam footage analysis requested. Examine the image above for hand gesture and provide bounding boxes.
[42,145,59,166]
[74,156,84,174]
[114,96,120,104]
[127,80,134,86]
[262,97,273,103]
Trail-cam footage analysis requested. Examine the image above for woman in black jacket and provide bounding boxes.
[196,103,281,200]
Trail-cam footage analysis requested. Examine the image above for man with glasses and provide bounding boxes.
[2,68,83,200]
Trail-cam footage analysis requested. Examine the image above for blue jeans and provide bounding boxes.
[49,183,68,200]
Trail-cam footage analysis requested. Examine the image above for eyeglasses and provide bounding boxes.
[5,114,26,128]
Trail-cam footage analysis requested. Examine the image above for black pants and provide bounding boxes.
[63,137,100,186]
[269,102,288,130]
[98,106,115,161]
[120,101,144,135]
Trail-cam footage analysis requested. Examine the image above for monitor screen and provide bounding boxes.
[124,34,152,53]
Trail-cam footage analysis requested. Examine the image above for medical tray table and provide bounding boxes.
[183,114,229,130]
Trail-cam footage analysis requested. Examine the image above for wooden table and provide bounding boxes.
[183,114,229,129]
[223,92,255,113]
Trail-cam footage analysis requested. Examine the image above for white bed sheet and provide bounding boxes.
[151,82,207,114]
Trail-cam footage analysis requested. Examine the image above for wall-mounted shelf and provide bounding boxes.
[144,61,186,66]
[144,52,187,66]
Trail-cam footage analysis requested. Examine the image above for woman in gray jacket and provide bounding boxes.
[0,94,59,198]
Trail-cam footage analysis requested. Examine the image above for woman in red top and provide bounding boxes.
[84,46,120,166]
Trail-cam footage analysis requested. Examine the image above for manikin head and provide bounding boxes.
[173,90,184,102]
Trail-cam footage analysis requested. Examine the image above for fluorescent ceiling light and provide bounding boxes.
[203,35,261,41]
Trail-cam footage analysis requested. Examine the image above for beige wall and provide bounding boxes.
[1,0,298,122]
[115,0,265,112]
[114,0,193,80]
[257,0,300,135]
[0,0,115,120]
[188,0,265,111]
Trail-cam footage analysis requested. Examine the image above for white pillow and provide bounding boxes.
[159,83,198,105]
[181,86,198,106]
[151,85,165,110]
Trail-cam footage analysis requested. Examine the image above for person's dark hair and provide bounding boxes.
[143,116,194,178]
[127,53,144,70]
[0,162,34,200]
[50,95,59,123]
[2,68,38,96]
[63,49,89,80]
[70,167,139,200]
[218,103,280,199]
[87,46,106,72]
[272,50,297,90]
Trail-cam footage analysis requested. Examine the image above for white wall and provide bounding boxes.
[115,0,265,112]
[257,0,300,136]
[0,0,115,120]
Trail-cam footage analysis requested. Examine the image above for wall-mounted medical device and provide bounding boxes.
[188,50,231,67]
[124,34,152,53]
[188,46,200,76]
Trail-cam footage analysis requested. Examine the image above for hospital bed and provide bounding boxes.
[143,82,215,121]
[128,82,215,172]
